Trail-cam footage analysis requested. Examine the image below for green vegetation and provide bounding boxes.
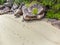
[32,8,38,15]
[25,1,39,8]
[46,10,55,19]
[40,0,60,20]
[14,0,24,5]
[0,0,5,5]
[46,10,60,20]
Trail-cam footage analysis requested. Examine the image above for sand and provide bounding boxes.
[0,14,60,45]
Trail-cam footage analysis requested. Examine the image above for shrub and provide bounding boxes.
[40,0,60,20]
[0,0,5,5]
[52,4,60,11]
[25,3,30,8]
[29,1,39,6]
[54,12,60,20]
[25,1,39,8]
[46,10,60,20]
[46,10,55,19]
[14,0,24,5]
[40,0,55,7]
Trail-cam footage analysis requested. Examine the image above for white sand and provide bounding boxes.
[0,14,60,45]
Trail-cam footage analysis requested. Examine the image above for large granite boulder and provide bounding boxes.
[22,4,45,21]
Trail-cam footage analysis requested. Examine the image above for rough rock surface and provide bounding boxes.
[0,5,5,10]
[22,4,45,20]
[0,7,10,15]
[14,3,25,17]
[11,4,18,12]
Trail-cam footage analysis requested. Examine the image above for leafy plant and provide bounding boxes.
[46,10,60,20]
[52,4,60,10]
[54,12,60,20]
[40,0,55,6]
[0,0,5,5]
[25,3,30,8]
[46,10,55,19]
[25,1,39,8]
[14,0,24,5]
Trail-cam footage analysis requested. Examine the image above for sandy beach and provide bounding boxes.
[0,14,60,45]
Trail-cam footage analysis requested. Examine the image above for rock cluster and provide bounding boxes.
[0,3,45,20]
[15,4,45,20]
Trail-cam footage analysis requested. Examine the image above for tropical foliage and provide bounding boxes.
[0,0,5,4]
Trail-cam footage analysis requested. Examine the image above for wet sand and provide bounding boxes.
[0,14,60,45]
